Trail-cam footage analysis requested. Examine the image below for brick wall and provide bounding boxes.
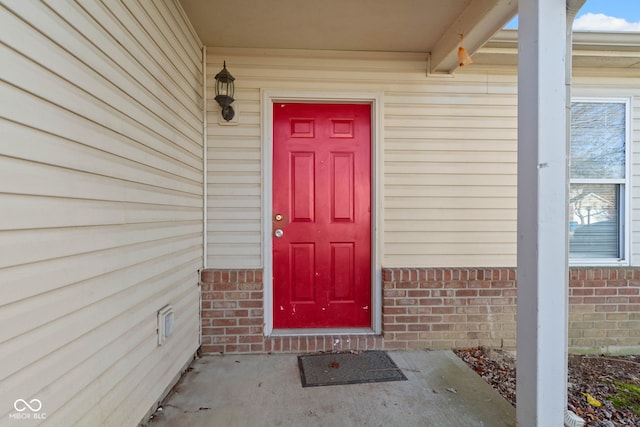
[199,267,640,354]
[200,269,265,354]
[569,268,640,350]
[200,269,384,354]
[382,268,517,350]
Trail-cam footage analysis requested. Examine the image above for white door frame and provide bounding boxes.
[261,90,384,336]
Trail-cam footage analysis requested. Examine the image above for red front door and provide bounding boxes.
[272,103,371,328]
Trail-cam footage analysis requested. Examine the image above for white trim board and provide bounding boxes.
[260,90,384,336]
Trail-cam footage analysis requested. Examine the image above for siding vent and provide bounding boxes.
[157,305,175,346]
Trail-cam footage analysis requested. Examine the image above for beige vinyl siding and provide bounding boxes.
[384,76,518,267]
[636,92,640,265]
[1,1,202,425]
[207,48,639,269]
[206,48,518,268]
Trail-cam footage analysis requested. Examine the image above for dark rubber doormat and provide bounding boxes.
[298,350,408,387]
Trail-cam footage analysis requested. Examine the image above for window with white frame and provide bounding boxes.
[569,99,629,263]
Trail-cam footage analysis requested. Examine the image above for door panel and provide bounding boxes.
[291,153,315,221]
[331,153,354,221]
[273,103,371,328]
[291,243,315,302]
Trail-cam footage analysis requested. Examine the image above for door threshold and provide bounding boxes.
[270,328,375,337]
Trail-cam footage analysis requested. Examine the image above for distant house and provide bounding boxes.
[571,192,614,227]
[1,0,638,425]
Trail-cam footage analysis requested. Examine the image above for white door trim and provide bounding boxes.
[261,90,384,336]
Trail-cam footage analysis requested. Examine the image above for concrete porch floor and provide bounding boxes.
[147,350,516,427]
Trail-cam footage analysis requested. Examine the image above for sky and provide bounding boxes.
[505,0,640,31]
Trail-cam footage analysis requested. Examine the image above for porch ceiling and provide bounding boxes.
[179,0,517,74]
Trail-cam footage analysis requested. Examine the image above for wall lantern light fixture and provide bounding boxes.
[214,61,235,121]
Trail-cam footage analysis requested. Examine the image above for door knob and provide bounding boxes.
[274,229,284,238]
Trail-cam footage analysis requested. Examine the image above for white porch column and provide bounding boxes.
[516,0,569,425]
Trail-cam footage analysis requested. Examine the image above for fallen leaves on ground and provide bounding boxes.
[455,347,640,426]
[583,392,602,408]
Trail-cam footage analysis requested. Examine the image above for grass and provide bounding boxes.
[610,382,640,416]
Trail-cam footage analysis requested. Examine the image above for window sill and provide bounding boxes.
[569,259,629,267]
